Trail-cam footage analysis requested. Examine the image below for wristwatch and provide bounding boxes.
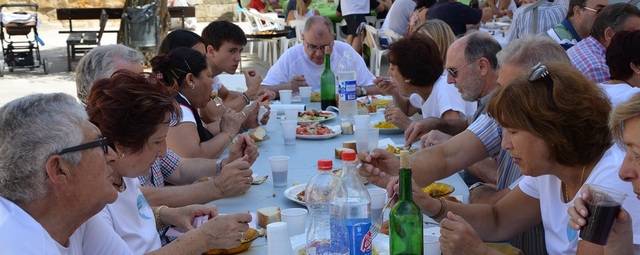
[469,182,485,191]
[360,86,367,97]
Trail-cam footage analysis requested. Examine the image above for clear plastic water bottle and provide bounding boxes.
[305,159,350,255]
[340,151,372,255]
[337,51,357,124]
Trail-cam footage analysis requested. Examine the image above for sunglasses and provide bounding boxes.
[58,137,110,155]
[528,62,553,90]
[446,58,480,78]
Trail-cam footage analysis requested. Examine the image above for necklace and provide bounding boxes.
[114,176,127,192]
[563,165,586,202]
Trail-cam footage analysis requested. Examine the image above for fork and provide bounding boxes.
[213,96,227,109]
[369,191,397,240]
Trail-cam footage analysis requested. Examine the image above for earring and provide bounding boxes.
[190,83,195,89]
[118,153,125,159]
[404,79,410,83]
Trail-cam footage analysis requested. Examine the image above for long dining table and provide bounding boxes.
[209,101,470,254]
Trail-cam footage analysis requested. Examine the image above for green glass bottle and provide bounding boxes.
[320,45,337,110]
[389,150,423,255]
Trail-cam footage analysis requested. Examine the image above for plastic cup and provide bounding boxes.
[265,110,279,133]
[368,188,387,222]
[281,208,308,236]
[267,222,294,255]
[281,120,297,146]
[279,89,292,104]
[353,114,370,131]
[269,156,290,187]
[284,108,298,122]
[423,234,441,255]
[579,184,628,245]
[299,87,312,104]
[368,127,379,152]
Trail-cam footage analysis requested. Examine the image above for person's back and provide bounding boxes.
[383,0,417,35]
[425,0,487,35]
[506,0,567,42]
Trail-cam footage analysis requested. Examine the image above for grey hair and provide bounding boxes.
[464,31,502,69]
[304,15,335,36]
[0,93,87,203]
[497,34,570,69]
[75,44,143,104]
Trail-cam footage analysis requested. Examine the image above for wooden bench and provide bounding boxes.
[56,8,122,71]
[168,6,196,30]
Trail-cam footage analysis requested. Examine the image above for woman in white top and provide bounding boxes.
[596,30,640,107]
[286,0,320,25]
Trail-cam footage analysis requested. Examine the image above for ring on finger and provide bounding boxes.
[240,231,244,241]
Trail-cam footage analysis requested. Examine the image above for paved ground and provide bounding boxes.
[0,21,387,107]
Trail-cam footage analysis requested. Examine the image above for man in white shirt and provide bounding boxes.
[0,93,132,254]
[381,0,417,35]
[261,16,381,97]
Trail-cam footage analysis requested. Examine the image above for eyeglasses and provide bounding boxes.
[446,58,480,78]
[58,137,110,155]
[304,40,333,52]
[583,6,601,13]
[528,62,553,90]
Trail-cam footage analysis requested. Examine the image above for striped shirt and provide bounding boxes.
[567,36,609,83]
[507,1,567,43]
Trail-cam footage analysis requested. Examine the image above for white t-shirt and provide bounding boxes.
[340,0,370,16]
[97,177,162,254]
[597,82,640,107]
[212,76,223,93]
[0,196,133,255]
[408,71,477,119]
[177,93,197,124]
[293,9,315,20]
[518,147,640,255]
[262,41,375,91]
[381,0,416,35]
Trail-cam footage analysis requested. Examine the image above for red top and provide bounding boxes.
[317,159,333,170]
[342,151,356,161]
[247,0,266,12]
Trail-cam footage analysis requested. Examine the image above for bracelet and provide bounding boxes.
[361,86,367,96]
[429,198,448,219]
[241,92,250,105]
[469,182,485,191]
[154,205,169,229]
[216,158,223,175]
[222,130,234,141]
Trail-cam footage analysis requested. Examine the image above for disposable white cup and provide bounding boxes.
[267,222,294,255]
[281,208,308,236]
[355,131,369,154]
[265,110,279,133]
[299,87,312,104]
[269,156,290,187]
[280,90,292,104]
[281,120,297,146]
[368,188,387,222]
[368,128,380,152]
[284,108,298,122]
[423,234,441,255]
[353,114,370,131]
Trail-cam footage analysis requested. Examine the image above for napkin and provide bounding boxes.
[165,215,209,238]
[258,105,269,125]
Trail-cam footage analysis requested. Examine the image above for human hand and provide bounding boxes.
[219,108,243,136]
[214,155,253,197]
[231,134,258,165]
[162,204,218,232]
[357,149,400,188]
[289,75,307,93]
[257,89,276,102]
[374,77,398,96]
[404,118,444,146]
[241,102,261,129]
[244,70,263,99]
[420,130,453,148]
[384,105,411,130]
[197,213,252,250]
[440,211,490,255]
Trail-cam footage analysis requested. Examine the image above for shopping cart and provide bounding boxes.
[0,4,47,76]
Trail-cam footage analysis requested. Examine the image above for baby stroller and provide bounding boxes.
[0,4,47,76]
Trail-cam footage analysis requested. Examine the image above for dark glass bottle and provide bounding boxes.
[389,150,423,255]
[320,45,337,110]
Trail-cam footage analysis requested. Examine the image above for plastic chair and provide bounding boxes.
[375,18,385,29]
[363,24,387,76]
[382,29,402,44]
[365,15,377,27]
[335,19,348,42]
[289,19,306,45]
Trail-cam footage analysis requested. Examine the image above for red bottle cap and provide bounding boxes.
[317,159,333,170]
[342,150,356,161]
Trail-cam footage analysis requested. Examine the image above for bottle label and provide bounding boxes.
[338,80,357,101]
[345,218,372,255]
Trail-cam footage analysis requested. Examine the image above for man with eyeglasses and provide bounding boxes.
[567,3,640,83]
[261,16,381,97]
[506,0,567,43]
[0,93,133,254]
[546,0,608,50]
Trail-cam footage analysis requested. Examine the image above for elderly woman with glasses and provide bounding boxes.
[85,70,252,254]
[383,62,640,254]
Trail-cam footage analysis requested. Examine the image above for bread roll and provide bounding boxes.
[342,140,357,152]
[257,206,281,229]
[341,122,354,135]
[249,126,267,142]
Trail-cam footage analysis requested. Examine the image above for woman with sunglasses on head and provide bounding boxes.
[383,62,640,254]
[151,47,249,159]
[85,70,252,254]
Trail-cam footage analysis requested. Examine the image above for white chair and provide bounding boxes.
[382,29,402,44]
[365,16,377,27]
[375,18,385,29]
[335,19,348,42]
[363,25,387,76]
[289,19,306,45]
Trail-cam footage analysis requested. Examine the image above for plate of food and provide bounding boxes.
[384,144,418,156]
[296,109,337,124]
[296,123,341,140]
[421,182,455,198]
[371,121,403,134]
[483,21,510,29]
[284,183,307,206]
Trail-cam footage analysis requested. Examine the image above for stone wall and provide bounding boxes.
[0,0,237,30]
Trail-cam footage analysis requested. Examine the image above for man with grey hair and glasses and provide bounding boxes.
[0,93,133,254]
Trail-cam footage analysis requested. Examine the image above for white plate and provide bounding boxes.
[291,233,390,255]
[296,125,341,140]
[371,121,403,134]
[284,183,307,206]
[297,111,338,124]
[483,22,510,29]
